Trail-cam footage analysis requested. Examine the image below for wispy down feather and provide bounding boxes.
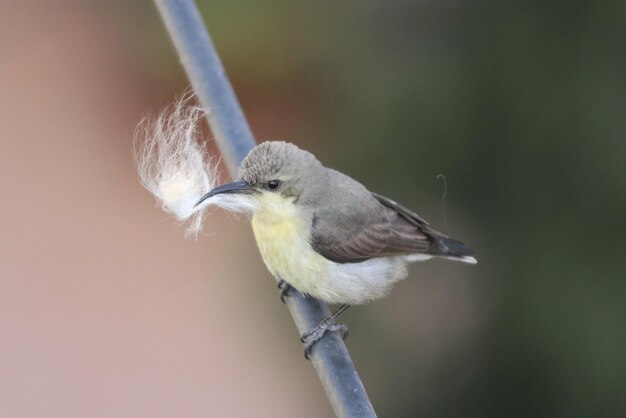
[134,94,256,236]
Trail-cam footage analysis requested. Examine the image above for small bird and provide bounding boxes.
[195,141,476,354]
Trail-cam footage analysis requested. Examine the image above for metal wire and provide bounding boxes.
[152,1,377,417]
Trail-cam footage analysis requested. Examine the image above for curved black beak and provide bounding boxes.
[194,180,253,208]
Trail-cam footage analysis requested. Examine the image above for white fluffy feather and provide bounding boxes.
[134,95,256,236]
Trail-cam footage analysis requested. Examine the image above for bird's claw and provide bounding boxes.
[277,279,292,303]
[300,317,349,360]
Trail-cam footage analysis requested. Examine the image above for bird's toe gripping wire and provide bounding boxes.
[277,279,292,303]
[300,304,350,360]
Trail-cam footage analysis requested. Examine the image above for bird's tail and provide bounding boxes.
[439,237,477,264]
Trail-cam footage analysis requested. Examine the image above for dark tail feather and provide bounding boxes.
[441,237,474,257]
[439,238,477,264]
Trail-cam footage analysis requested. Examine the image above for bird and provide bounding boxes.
[195,141,476,355]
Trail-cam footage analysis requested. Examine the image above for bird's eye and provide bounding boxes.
[267,180,281,190]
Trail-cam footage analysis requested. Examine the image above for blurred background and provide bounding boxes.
[1,1,623,417]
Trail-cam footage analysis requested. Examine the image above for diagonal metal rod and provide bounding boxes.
[153,1,376,417]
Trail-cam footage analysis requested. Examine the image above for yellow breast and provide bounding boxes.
[250,196,329,296]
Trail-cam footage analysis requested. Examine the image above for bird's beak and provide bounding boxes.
[194,180,253,207]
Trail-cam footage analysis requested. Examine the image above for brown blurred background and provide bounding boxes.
[0,1,623,417]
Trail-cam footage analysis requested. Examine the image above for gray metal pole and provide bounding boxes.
[152,1,377,417]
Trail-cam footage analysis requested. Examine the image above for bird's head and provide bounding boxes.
[195,141,325,213]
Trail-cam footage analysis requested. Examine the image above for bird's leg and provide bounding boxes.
[277,279,292,303]
[300,304,350,359]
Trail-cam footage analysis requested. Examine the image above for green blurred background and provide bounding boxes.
[1,1,623,417]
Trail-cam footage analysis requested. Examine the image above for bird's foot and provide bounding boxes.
[277,279,292,303]
[300,305,350,359]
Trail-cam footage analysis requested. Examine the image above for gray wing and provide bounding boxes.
[310,209,392,263]
[309,169,440,263]
[373,193,475,260]
[311,169,473,263]
[309,179,393,263]
[310,174,472,263]
[371,192,436,255]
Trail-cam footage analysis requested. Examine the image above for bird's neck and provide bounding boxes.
[251,193,307,225]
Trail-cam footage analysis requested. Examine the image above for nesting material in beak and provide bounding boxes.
[134,95,255,236]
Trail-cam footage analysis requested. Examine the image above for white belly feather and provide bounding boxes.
[251,200,409,305]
